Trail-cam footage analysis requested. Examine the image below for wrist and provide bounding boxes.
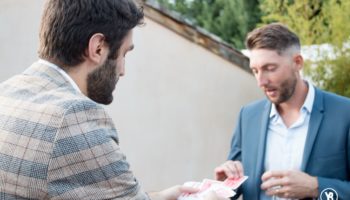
[310,176,319,198]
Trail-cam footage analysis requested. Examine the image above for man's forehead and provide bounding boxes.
[250,49,279,57]
[249,49,280,66]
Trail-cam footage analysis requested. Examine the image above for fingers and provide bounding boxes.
[214,166,227,181]
[220,163,235,178]
[155,185,199,200]
[264,185,282,196]
[214,160,244,180]
[261,174,289,191]
[261,170,292,198]
[261,179,283,193]
[261,170,317,199]
[202,191,229,200]
[233,161,244,177]
[264,185,292,199]
[261,170,287,182]
[178,185,200,194]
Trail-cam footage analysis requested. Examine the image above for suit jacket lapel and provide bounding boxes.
[254,100,271,195]
[301,88,324,171]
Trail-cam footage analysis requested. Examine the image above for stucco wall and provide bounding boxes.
[0,0,263,192]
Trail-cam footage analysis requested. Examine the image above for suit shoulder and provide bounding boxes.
[319,89,350,107]
[234,99,270,121]
[242,98,269,112]
[58,97,108,119]
[57,96,101,110]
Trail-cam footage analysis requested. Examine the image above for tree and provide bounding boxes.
[260,0,350,97]
[155,0,261,49]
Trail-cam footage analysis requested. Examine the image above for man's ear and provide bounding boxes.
[86,33,108,64]
[293,53,304,71]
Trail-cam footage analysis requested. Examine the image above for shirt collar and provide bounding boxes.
[303,80,315,114]
[270,80,315,119]
[38,59,82,93]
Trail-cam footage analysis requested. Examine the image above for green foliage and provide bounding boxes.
[260,0,350,97]
[155,0,261,49]
[259,0,334,45]
[304,51,350,97]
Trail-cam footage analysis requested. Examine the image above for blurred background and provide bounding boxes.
[0,0,349,192]
[154,0,350,97]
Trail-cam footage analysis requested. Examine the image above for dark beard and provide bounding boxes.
[273,75,297,104]
[87,59,118,105]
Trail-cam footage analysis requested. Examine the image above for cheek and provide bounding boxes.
[260,71,282,86]
[274,70,295,86]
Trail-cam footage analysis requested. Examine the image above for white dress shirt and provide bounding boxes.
[38,59,82,93]
[260,81,315,200]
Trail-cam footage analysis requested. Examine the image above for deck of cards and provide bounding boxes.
[178,176,248,200]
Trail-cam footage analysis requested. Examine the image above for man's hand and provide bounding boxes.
[148,185,198,200]
[148,186,229,200]
[214,160,244,181]
[260,170,319,199]
[202,191,230,200]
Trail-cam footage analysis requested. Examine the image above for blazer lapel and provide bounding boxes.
[254,101,271,194]
[301,88,324,171]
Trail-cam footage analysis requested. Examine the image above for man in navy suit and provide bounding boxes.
[214,23,350,199]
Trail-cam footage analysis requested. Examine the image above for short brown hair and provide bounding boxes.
[245,23,300,54]
[38,0,144,67]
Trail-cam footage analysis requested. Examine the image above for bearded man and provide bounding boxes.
[214,23,350,200]
[0,0,222,199]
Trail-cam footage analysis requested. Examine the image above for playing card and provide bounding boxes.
[209,184,236,198]
[180,181,203,198]
[178,176,248,200]
[223,176,248,189]
[201,179,221,191]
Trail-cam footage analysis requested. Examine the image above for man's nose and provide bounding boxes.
[256,72,268,88]
[119,65,125,77]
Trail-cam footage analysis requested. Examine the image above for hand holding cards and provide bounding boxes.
[178,176,248,200]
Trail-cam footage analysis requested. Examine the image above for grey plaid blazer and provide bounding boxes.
[0,62,149,199]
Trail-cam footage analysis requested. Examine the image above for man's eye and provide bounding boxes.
[267,66,276,71]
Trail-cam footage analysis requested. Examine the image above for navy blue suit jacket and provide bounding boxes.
[228,88,350,199]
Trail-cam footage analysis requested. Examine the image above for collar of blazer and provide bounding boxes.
[23,61,81,95]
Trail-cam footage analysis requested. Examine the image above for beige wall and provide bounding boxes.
[0,0,263,191]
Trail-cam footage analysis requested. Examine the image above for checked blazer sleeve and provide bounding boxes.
[47,99,149,200]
